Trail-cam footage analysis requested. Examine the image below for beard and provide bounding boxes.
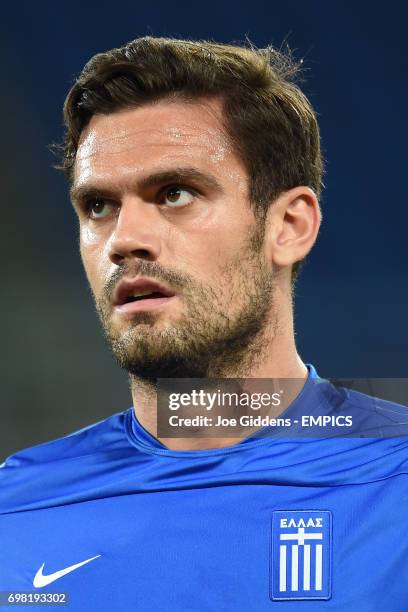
[95,220,277,382]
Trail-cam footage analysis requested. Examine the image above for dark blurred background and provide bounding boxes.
[1,0,407,459]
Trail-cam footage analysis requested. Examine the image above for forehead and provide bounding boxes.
[73,98,247,191]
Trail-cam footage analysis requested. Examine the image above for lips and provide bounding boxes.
[113,277,177,314]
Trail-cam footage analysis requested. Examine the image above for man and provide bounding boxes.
[0,37,407,610]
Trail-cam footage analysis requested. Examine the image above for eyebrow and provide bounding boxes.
[70,167,224,205]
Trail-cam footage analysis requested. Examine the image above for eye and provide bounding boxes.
[86,198,115,220]
[162,186,195,208]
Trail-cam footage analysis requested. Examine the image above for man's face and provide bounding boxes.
[72,98,276,379]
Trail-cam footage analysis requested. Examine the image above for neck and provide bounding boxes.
[130,292,308,451]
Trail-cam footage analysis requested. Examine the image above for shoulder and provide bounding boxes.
[1,409,130,469]
[318,378,408,437]
[0,408,135,513]
[287,374,408,483]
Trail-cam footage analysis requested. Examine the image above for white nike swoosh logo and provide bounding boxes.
[33,554,101,588]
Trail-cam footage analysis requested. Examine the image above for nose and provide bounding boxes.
[108,198,162,265]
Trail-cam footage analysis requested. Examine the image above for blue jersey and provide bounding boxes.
[1,366,407,611]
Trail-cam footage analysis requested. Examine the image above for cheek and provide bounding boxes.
[79,226,111,295]
[177,202,250,253]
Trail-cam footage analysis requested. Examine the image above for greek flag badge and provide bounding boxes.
[271,510,332,601]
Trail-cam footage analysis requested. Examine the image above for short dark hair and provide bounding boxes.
[59,36,324,280]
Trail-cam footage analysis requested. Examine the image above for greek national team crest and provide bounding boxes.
[271,510,332,601]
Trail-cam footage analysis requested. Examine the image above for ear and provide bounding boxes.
[264,186,322,269]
